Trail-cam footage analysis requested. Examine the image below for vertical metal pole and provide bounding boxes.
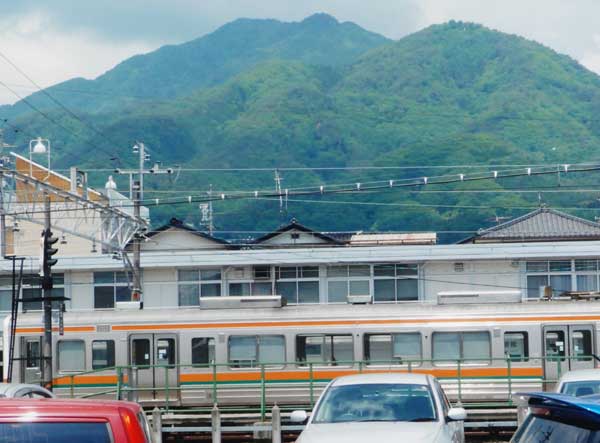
[309,363,314,407]
[260,364,266,422]
[271,404,281,443]
[211,404,221,443]
[456,360,462,406]
[507,356,513,405]
[0,170,5,258]
[132,143,144,307]
[42,193,53,390]
[152,407,163,443]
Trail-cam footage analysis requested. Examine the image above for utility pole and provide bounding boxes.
[0,129,14,257]
[115,142,176,306]
[41,193,58,390]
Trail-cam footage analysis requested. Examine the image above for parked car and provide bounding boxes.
[0,382,55,398]
[555,369,600,397]
[511,393,600,442]
[291,373,466,443]
[0,398,152,443]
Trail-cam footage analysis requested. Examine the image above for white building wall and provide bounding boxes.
[422,260,521,301]
[141,230,227,251]
[70,271,93,310]
[143,268,177,308]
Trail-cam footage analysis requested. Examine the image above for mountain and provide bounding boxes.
[3,13,389,117]
[3,19,600,240]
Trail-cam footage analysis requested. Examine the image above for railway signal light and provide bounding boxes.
[41,228,59,290]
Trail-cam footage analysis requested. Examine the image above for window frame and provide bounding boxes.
[275,266,320,304]
[91,339,116,370]
[295,333,354,367]
[93,271,131,309]
[191,337,216,367]
[57,339,86,373]
[432,331,491,366]
[177,268,222,306]
[364,332,423,367]
[504,331,529,362]
[228,335,286,369]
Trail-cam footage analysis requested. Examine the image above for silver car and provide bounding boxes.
[292,373,467,443]
[0,383,55,398]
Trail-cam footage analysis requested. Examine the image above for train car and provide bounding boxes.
[3,299,600,407]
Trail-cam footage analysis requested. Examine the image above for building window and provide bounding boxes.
[276,266,319,304]
[326,265,370,303]
[178,269,222,306]
[296,334,353,366]
[92,340,115,369]
[12,274,65,312]
[58,340,85,372]
[228,335,285,368]
[192,337,215,366]
[526,260,600,298]
[373,264,418,302]
[93,272,131,309]
[504,332,528,362]
[432,331,490,365]
[364,333,422,365]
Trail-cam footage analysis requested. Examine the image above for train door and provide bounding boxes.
[129,333,179,401]
[543,324,594,383]
[20,336,42,384]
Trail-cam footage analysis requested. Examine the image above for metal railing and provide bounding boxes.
[53,355,592,418]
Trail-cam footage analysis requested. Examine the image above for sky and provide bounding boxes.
[0,0,599,105]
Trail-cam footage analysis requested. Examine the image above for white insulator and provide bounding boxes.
[563,164,570,172]
[320,186,324,194]
[459,174,464,181]
[389,180,394,187]
[423,177,428,185]
[493,171,498,178]
[527,168,531,175]
[356,183,361,190]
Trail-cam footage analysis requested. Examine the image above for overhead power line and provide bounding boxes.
[2,163,600,217]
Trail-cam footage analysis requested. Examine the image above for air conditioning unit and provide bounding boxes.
[347,294,372,304]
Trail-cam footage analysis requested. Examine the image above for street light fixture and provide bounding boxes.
[29,137,51,178]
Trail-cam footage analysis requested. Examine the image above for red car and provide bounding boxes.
[0,398,152,443]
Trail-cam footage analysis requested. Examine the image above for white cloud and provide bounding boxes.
[0,11,152,104]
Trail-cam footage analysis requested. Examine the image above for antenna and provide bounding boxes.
[486,215,511,225]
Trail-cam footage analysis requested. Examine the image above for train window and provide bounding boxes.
[296,334,353,366]
[504,332,529,362]
[92,340,115,369]
[58,340,85,372]
[192,338,215,366]
[432,332,490,365]
[132,338,151,366]
[572,330,593,361]
[156,338,176,366]
[228,335,285,368]
[26,341,41,368]
[364,333,422,365]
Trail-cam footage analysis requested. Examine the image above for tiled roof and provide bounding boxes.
[473,207,600,241]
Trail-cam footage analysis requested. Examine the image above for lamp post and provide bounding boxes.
[29,137,51,178]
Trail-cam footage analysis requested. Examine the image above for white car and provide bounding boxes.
[555,369,600,396]
[292,373,467,443]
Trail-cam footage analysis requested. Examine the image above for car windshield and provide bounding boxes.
[312,383,437,423]
[562,381,600,397]
[513,416,600,443]
[0,422,112,443]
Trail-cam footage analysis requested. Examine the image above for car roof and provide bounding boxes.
[558,369,600,383]
[0,398,142,418]
[330,372,431,387]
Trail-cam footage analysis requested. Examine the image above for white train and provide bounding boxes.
[3,299,599,407]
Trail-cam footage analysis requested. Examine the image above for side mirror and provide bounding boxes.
[290,410,308,423]
[447,407,467,422]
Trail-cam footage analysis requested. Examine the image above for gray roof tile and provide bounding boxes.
[476,207,600,240]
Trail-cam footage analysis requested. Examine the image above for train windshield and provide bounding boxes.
[312,383,437,423]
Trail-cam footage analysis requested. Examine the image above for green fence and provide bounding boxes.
[58,355,593,419]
